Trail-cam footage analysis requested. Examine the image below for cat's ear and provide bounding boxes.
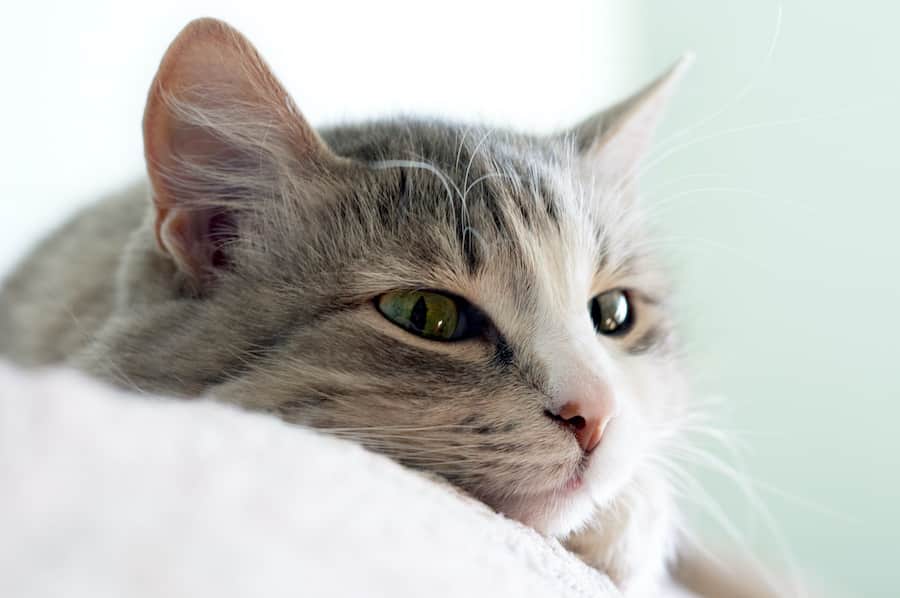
[143,18,334,290]
[566,54,693,186]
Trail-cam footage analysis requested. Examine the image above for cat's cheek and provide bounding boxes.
[619,353,686,427]
[582,397,648,505]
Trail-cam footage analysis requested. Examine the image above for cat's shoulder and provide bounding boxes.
[0,182,149,365]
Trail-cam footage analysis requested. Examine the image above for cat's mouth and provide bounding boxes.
[562,472,585,492]
[494,472,594,536]
[554,451,592,494]
[469,453,595,536]
[534,455,590,499]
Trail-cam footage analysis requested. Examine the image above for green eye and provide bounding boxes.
[589,289,634,336]
[377,290,468,341]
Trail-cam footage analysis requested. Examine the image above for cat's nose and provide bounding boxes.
[547,392,616,453]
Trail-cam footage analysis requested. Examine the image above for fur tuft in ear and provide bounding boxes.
[143,18,333,290]
[567,54,693,189]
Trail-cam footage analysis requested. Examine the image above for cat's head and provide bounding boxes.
[140,18,689,536]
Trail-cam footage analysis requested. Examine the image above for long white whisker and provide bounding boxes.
[656,2,784,151]
[644,186,819,222]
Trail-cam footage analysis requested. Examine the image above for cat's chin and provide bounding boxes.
[495,475,597,537]
[504,475,635,538]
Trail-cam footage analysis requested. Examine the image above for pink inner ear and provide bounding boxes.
[155,203,236,280]
[208,212,236,269]
[155,206,212,283]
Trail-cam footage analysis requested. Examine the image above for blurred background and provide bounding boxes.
[1,1,896,595]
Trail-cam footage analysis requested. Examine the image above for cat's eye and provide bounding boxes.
[589,289,634,336]
[377,290,475,341]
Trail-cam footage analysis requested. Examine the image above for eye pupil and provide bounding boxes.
[590,290,633,336]
[410,296,428,331]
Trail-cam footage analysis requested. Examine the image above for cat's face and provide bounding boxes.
[138,19,689,538]
[212,129,684,535]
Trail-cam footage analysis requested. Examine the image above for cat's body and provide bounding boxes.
[0,18,729,597]
[0,187,144,365]
[0,176,676,594]
[0,141,678,590]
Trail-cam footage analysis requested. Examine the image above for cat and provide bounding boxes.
[0,17,699,597]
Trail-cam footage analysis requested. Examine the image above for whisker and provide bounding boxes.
[654,2,784,152]
[644,186,819,222]
[643,172,729,196]
[653,395,815,597]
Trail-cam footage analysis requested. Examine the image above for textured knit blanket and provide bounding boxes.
[0,362,622,598]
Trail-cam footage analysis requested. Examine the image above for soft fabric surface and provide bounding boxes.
[0,362,620,598]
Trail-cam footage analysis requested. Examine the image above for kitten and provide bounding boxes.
[0,18,693,596]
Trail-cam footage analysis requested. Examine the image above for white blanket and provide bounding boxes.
[0,362,620,598]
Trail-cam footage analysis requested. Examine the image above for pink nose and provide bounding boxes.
[548,399,613,453]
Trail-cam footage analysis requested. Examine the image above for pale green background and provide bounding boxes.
[627,2,899,596]
[2,1,896,596]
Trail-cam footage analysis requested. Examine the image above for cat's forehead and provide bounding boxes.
[322,119,636,272]
[311,119,659,324]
